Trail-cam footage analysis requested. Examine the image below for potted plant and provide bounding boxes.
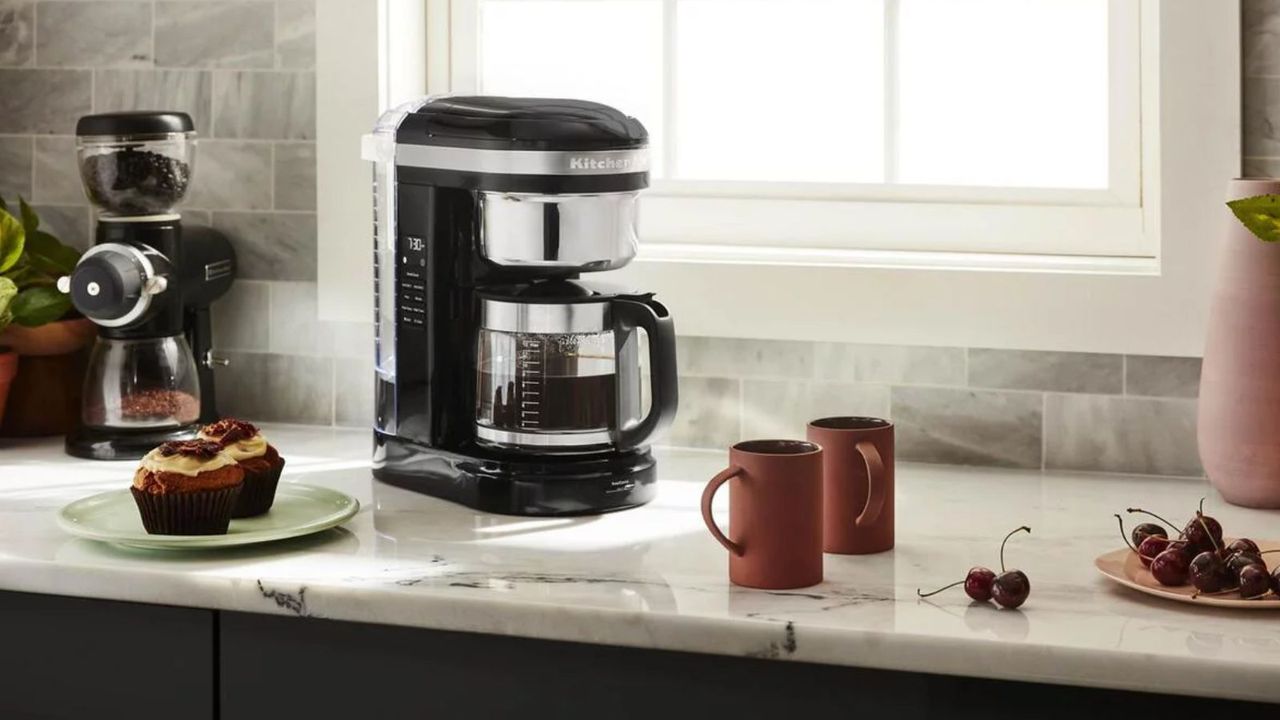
[0,197,92,436]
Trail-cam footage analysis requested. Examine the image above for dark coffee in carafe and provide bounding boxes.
[480,370,616,432]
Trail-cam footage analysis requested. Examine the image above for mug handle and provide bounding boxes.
[854,441,886,528]
[701,466,744,557]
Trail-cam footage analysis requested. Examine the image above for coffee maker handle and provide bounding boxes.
[612,297,679,451]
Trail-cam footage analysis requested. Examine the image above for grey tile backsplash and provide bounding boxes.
[0,0,1268,480]
[0,0,327,426]
[678,339,1202,477]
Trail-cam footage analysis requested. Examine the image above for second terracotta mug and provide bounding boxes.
[807,416,894,555]
[701,440,824,589]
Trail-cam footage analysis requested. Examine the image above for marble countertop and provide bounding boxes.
[2,425,1279,703]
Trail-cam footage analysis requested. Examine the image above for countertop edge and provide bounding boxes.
[1,558,1275,705]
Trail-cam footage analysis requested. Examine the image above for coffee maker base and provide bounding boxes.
[66,424,200,461]
[373,432,657,516]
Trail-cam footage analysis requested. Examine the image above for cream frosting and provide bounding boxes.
[136,445,237,481]
[198,429,268,461]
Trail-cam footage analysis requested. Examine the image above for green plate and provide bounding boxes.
[57,483,360,550]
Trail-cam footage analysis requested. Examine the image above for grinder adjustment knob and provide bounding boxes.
[66,243,169,328]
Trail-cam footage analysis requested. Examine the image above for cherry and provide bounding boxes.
[1117,514,1176,568]
[1184,515,1222,554]
[1189,551,1231,593]
[918,567,994,602]
[917,526,1031,609]
[1227,538,1260,556]
[1271,566,1280,595]
[1239,565,1272,600]
[1150,548,1190,586]
[1138,535,1191,568]
[992,570,1030,609]
[963,567,996,601]
[991,526,1032,609]
[1183,499,1223,555]
[1225,551,1265,578]
[1132,522,1167,547]
[1137,535,1174,567]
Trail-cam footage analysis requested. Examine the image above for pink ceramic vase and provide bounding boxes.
[1199,178,1280,508]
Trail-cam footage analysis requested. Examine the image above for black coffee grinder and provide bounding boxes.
[365,96,679,516]
[59,111,236,460]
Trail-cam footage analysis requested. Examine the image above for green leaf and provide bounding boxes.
[11,285,71,327]
[1227,194,1280,242]
[0,208,24,274]
[2,263,48,288]
[0,276,16,334]
[18,197,38,240]
[0,196,8,214]
[25,230,80,275]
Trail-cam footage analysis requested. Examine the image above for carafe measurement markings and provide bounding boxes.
[517,337,543,429]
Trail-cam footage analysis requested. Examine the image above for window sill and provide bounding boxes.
[638,243,1161,277]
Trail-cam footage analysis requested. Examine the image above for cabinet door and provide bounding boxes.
[0,591,214,720]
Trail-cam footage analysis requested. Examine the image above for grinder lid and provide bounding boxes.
[76,111,195,138]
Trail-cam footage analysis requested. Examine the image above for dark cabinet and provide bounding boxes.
[0,590,1271,719]
[0,591,214,720]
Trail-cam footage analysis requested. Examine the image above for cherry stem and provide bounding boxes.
[1126,508,1185,539]
[1199,497,1206,515]
[1115,514,1138,553]
[916,580,965,599]
[1000,526,1031,572]
[1195,514,1221,552]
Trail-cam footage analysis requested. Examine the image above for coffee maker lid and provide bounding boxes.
[398,96,647,152]
[76,111,195,137]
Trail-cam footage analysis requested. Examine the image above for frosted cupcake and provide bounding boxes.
[132,440,244,535]
[198,418,285,518]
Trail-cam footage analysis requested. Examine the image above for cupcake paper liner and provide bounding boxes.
[131,485,241,535]
[231,458,285,518]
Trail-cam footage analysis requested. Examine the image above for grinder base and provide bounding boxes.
[65,424,200,461]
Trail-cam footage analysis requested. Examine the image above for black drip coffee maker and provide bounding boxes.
[365,96,679,516]
[60,111,236,460]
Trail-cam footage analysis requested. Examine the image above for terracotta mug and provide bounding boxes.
[807,417,894,555]
[701,439,824,590]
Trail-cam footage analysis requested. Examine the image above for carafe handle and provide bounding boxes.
[612,297,679,451]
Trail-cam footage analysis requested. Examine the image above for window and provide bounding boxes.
[316,1,1238,355]
[441,0,1140,257]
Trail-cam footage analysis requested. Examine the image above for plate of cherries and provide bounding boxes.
[1096,500,1280,608]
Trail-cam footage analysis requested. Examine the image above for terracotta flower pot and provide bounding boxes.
[0,318,95,437]
[0,318,95,356]
[1199,178,1280,508]
[0,349,17,424]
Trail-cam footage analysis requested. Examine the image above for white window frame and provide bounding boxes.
[445,0,1144,258]
[316,0,1240,357]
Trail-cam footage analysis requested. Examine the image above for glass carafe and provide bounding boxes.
[81,335,201,429]
[477,330,622,449]
[473,286,679,453]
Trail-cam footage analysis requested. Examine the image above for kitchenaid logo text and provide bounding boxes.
[568,155,638,171]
